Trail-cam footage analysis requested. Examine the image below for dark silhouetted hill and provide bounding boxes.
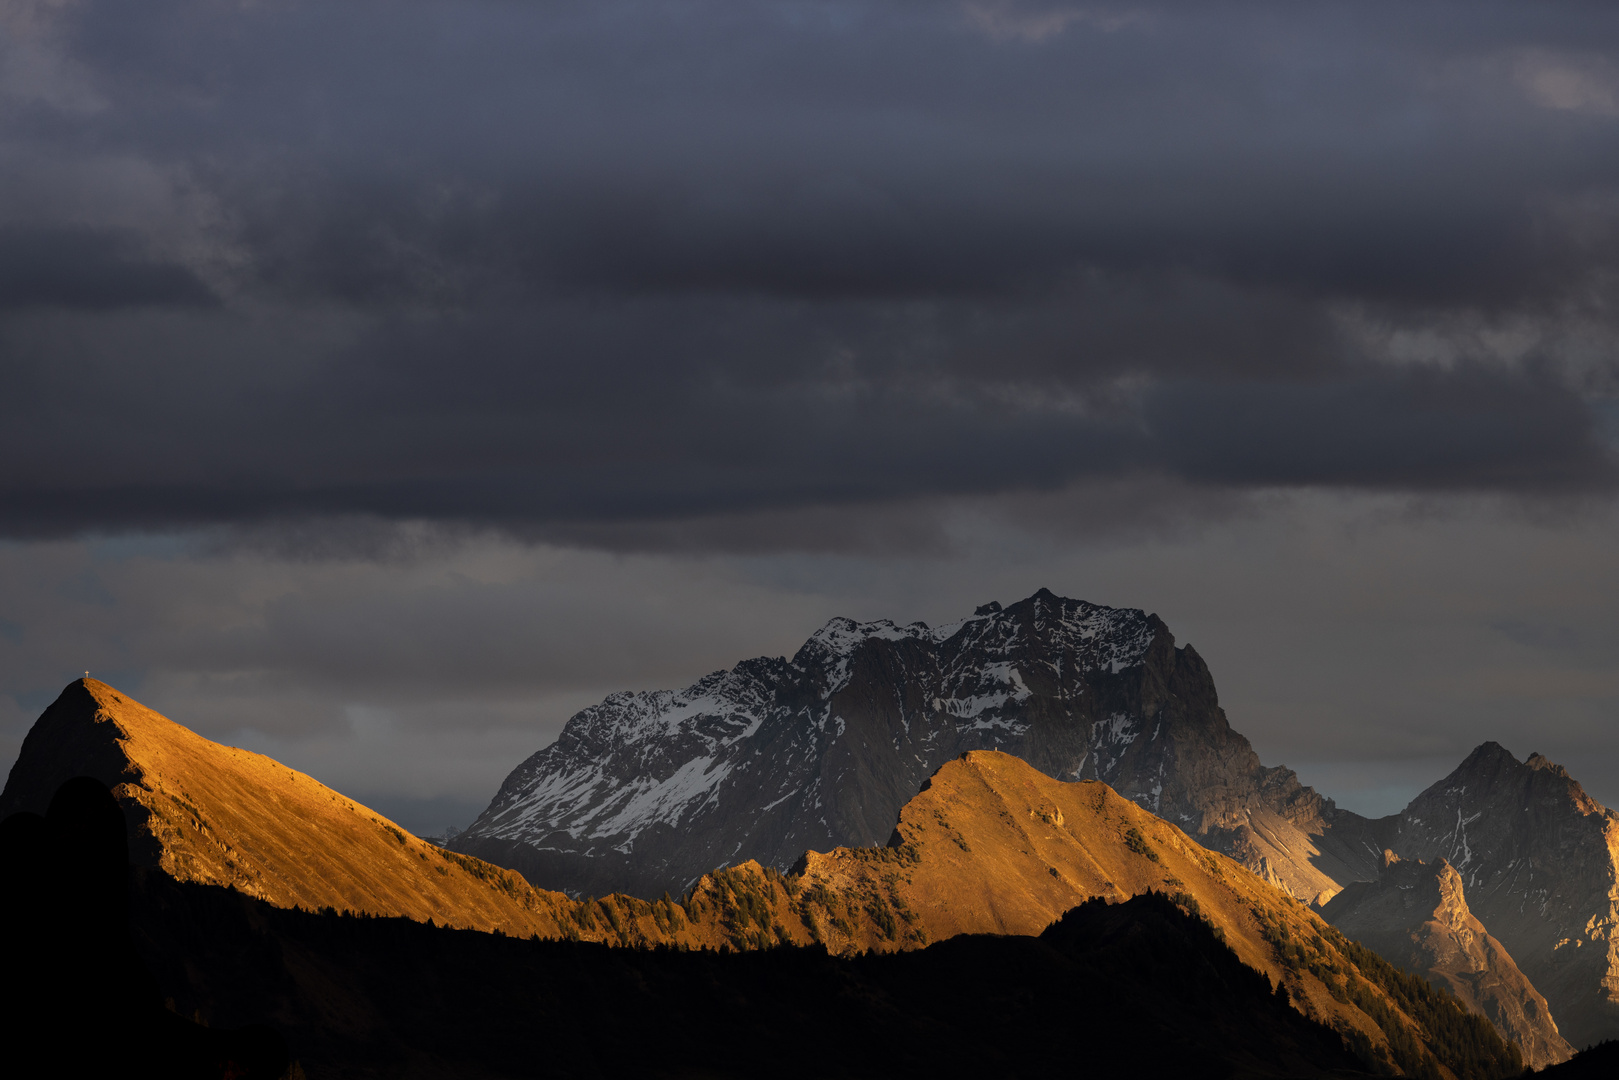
[1530,1040,1619,1077]
[130,870,1382,1080]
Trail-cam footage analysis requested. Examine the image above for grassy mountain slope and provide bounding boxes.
[0,680,601,938]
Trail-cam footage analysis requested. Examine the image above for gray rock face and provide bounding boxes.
[1324,851,1574,1068]
[453,589,1350,900]
[1378,744,1619,1051]
[1211,738,1619,1050]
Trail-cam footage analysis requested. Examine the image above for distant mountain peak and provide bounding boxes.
[1431,742,1606,819]
[452,589,1346,902]
[1390,740,1619,1046]
[1524,751,1574,780]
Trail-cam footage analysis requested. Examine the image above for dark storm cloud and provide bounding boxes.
[4,0,1619,543]
[0,227,216,310]
[1150,366,1611,489]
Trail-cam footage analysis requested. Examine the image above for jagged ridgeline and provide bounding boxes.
[452,588,1380,902]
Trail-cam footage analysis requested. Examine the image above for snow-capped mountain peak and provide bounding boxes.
[453,590,1202,898]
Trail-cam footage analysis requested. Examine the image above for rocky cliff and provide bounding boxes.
[1323,851,1573,1067]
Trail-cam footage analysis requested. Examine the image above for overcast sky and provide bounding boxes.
[3,1,1617,835]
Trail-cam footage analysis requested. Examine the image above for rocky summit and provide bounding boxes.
[1377,743,1619,1050]
[452,588,1379,901]
[1323,850,1573,1068]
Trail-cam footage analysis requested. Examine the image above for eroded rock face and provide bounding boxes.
[1324,851,1574,1068]
[1380,744,1619,1050]
[452,589,1369,900]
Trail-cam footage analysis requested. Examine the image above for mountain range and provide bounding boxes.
[451,589,1382,902]
[5,587,1615,1070]
[450,588,1617,1056]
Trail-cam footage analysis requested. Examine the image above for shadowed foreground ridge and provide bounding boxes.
[1531,1041,1619,1078]
[132,871,1373,1080]
[0,774,1532,1079]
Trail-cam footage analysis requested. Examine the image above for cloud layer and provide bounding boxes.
[5,494,1618,832]
[2,1,1617,544]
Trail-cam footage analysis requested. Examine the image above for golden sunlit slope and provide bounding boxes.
[0,681,847,952]
[0,680,598,937]
[579,750,1521,1075]
[0,681,840,951]
[773,751,1516,1075]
